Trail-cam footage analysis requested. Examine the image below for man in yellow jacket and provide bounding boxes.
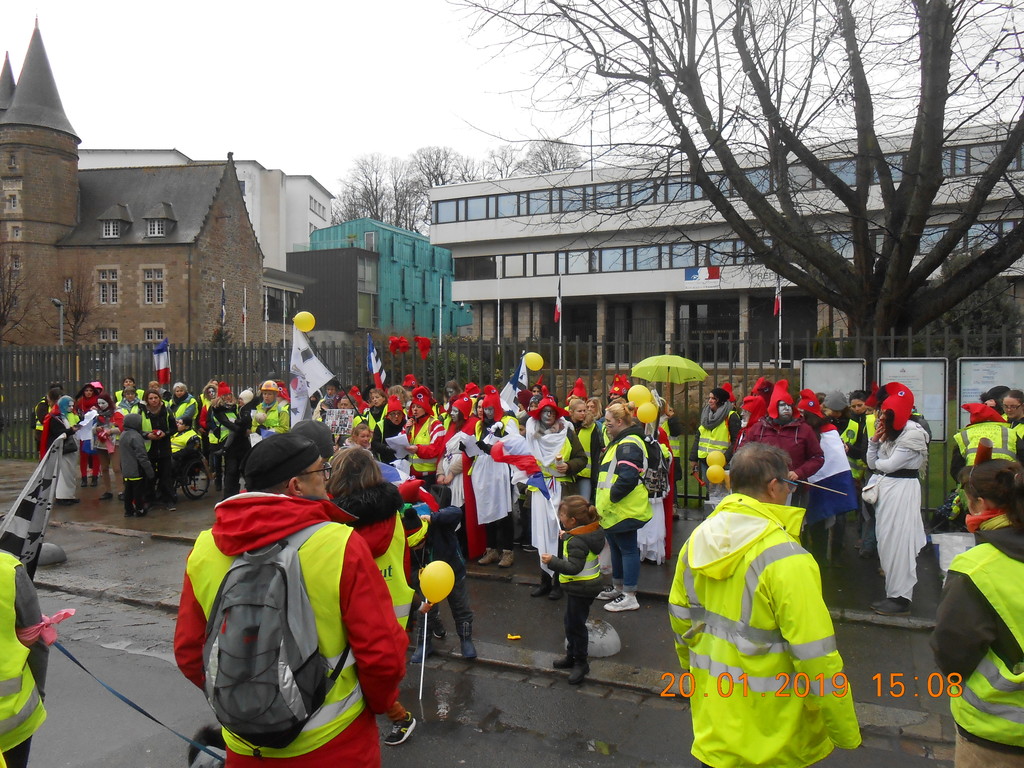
[669,442,860,767]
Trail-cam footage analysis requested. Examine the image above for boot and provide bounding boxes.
[548,581,563,601]
[478,548,500,565]
[498,549,515,568]
[410,634,433,664]
[458,622,477,660]
[81,476,88,488]
[90,475,98,487]
[568,657,590,685]
[530,571,552,597]
[552,654,574,670]
[428,617,447,639]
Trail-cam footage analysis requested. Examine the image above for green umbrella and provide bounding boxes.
[631,354,708,384]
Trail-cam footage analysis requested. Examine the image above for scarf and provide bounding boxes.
[966,510,1012,533]
[700,403,730,431]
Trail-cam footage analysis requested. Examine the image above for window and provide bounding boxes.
[496,194,519,218]
[943,147,967,177]
[9,225,20,239]
[566,250,590,274]
[238,180,246,196]
[6,153,15,168]
[98,328,119,342]
[98,269,118,304]
[435,200,457,224]
[969,144,1000,174]
[143,268,165,304]
[629,181,656,206]
[146,219,166,237]
[144,328,165,341]
[102,220,121,238]
[670,243,697,269]
[63,277,72,293]
[560,187,584,212]
[466,197,488,220]
[592,184,618,208]
[534,252,556,276]
[665,177,693,203]
[601,248,624,271]
[309,196,326,219]
[6,194,16,211]
[635,246,660,271]
[503,254,525,278]
[526,191,551,215]
[10,255,20,276]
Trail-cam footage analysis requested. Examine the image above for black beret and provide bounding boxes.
[244,433,320,491]
[290,420,336,460]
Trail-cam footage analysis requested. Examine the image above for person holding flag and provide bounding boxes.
[367,334,387,390]
[152,338,171,388]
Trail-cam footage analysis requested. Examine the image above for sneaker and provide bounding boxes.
[596,586,622,601]
[99,492,114,501]
[604,593,640,612]
[90,476,98,487]
[521,543,538,553]
[478,548,500,565]
[384,713,417,746]
[429,621,447,640]
[80,477,88,488]
[498,550,515,568]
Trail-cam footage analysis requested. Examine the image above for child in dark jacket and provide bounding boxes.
[119,413,154,517]
[541,495,605,685]
[410,484,476,662]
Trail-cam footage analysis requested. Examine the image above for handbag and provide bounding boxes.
[861,475,880,505]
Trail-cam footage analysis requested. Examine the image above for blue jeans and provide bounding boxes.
[604,517,643,590]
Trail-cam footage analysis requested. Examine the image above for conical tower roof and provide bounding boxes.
[0,25,78,140]
[0,54,15,114]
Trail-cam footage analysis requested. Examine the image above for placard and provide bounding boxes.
[878,358,948,441]
[957,357,1024,428]
[324,408,356,437]
[800,359,866,396]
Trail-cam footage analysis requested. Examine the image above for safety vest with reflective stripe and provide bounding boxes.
[595,434,652,529]
[0,552,45,753]
[954,422,1017,466]
[253,400,290,434]
[170,429,200,454]
[575,423,598,479]
[33,398,46,433]
[186,523,364,758]
[539,434,579,485]
[840,418,865,480]
[409,417,442,475]
[171,395,198,422]
[558,534,600,584]
[207,409,235,446]
[375,517,415,630]
[696,415,733,459]
[668,493,860,766]
[948,543,1024,747]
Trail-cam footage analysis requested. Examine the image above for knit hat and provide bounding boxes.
[410,385,434,409]
[403,374,418,389]
[290,420,336,460]
[797,393,825,420]
[516,390,534,410]
[217,381,232,397]
[881,386,915,431]
[243,434,321,491]
[482,391,502,414]
[766,380,793,419]
[482,384,498,395]
[740,395,767,425]
[822,390,848,411]
[385,395,405,415]
[529,395,569,421]
[962,402,1006,426]
[449,392,473,420]
[464,382,480,398]
[710,387,730,404]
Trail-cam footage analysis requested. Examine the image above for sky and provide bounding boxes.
[4,1,553,194]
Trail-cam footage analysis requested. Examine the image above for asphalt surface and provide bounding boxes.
[0,459,959,763]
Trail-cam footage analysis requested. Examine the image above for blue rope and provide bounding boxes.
[53,640,225,763]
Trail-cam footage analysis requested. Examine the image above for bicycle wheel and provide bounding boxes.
[181,457,210,500]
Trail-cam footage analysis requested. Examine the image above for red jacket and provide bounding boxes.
[741,416,825,480]
[174,493,407,768]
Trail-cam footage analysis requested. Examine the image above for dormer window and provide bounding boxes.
[143,202,176,239]
[98,203,132,239]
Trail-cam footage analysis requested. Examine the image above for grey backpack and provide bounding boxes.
[202,523,347,750]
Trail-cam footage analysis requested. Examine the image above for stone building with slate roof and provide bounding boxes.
[0,25,263,346]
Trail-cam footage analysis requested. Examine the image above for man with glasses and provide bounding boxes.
[174,433,407,766]
[669,442,860,767]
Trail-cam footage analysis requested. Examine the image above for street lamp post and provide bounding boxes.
[50,298,63,346]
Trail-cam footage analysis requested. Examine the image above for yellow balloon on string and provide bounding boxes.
[420,561,455,603]
[293,311,316,333]
[637,401,658,423]
[628,384,652,405]
[706,450,726,468]
[524,352,544,371]
[706,464,726,484]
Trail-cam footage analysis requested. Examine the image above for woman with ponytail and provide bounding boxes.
[932,459,1024,765]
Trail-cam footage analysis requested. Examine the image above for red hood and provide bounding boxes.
[356,518,399,559]
[211,493,355,556]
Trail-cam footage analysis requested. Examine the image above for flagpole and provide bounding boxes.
[775,273,783,368]
[557,277,563,370]
[438,275,443,355]
[243,286,248,344]
[264,287,269,344]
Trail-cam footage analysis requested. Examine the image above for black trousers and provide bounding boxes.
[148,454,175,503]
[4,736,32,768]
[564,593,595,659]
[124,477,145,514]
[485,515,514,550]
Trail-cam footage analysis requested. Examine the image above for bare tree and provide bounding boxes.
[484,143,525,179]
[47,261,99,348]
[411,146,480,189]
[519,139,584,175]
[0,254,27,343]
[463,0,1024,336]
[335,153,391,225]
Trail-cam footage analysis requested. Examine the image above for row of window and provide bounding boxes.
[69,267,165,305]
[433,141,1024,224]
[454,219,1021,281]
[101,219,169,239]
[309,196,327,220]
[97,328,165,342]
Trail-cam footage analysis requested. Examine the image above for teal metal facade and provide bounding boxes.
[310,219,473,335]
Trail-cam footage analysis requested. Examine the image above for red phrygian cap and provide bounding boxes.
[752,377,773,409]
[767,380,793,419]
[398,478,439,513]
[741,395,767,425]
[962,402,1007,425]
[721,382,735,402]
[569,377,588,402]
[348,386,367,412]
[797,392,825,420]
[881,386,915,430]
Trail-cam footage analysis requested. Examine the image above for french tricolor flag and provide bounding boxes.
[367,333,386,389]
[684,266,721,281]
[152,338,170,386]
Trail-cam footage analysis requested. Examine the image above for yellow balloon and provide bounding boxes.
[637,401,658,423]
[524,352,544,371]
[628,384,652,405]
[706,464,726,484]
[420,560,455,603]
[293,311,315,333]
[706,450,726,468]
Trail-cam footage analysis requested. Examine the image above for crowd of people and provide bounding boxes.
[10,371,1024,768]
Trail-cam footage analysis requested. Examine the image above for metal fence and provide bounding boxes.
[2,326,1020,507]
